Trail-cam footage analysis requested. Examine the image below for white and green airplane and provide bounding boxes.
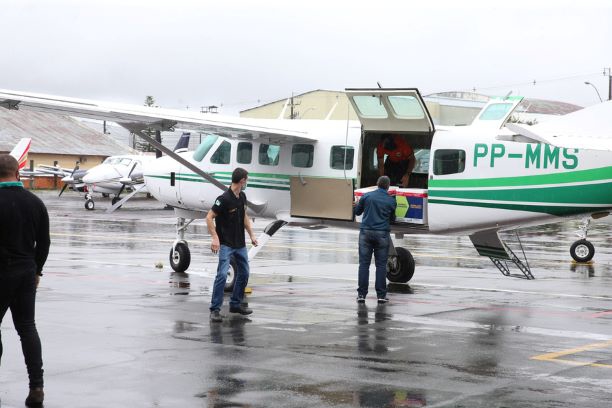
[1,88,611,289]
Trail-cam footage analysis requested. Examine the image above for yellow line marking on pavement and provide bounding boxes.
[531,340,612,368]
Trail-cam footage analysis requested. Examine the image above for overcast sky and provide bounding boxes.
[2,0,611,115]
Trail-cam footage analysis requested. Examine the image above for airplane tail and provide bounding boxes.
[173,132,191,152]
[9,138,32,170]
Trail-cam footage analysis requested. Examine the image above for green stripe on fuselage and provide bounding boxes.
[429,166,612,188]
[429,198,606,216]
[429,181,612,205]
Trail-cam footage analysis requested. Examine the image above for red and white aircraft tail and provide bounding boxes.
[9,138,31,170]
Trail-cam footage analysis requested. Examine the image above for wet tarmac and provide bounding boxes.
[2,191,612,407]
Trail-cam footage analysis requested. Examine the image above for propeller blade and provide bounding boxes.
[58,183,68,197]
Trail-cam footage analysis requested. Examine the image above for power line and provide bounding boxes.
[468,71,604,93]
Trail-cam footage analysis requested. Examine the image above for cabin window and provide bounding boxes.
[237,142,252,164]
[352,95,388,118]
[388,95,425,119]
[210,141,232,164]
[291,144,314,168]
[330,145,354,170]
[433,149,466,175]
[258,143,280,166]
[193,135,219,162]
[413,149,430,174]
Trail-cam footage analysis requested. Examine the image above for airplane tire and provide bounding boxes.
[84,199,95,211]
[102,193,110,198]
[112,197,121,205]
[224,257,238,292]
[387,247,415,283]
[570,239,595,263]
[169,242,191,272]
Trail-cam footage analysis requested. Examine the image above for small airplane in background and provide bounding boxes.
[36,132,191,210]
[1,88,612,293]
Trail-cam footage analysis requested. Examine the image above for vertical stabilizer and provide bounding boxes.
[9,138,32,170]
[173,132,191,152]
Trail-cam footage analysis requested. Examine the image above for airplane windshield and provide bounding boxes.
[193,135,219,162]
[103,157,130,165]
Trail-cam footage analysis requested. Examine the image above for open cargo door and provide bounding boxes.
[290,176,354,221]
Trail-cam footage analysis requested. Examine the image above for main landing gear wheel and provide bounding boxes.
[570,239,595,263]
[84,199,95,210]
[224,257,238,292]
[169,242,191,272]
[387,247,415,283]
[111,196,122,208]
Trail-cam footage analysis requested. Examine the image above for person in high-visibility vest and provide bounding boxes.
[377,134,416,188]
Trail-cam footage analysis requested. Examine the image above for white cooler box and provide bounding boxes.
[354,186,428,225]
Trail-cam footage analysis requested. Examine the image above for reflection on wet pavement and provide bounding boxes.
[1,192,612,407]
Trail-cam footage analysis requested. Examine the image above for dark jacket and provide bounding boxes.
[0,183,50,274]
[354,188,396,231]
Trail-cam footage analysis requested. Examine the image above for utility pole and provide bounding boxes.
[606,67,612,101]
[289,93,301,119]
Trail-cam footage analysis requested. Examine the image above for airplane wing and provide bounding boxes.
[0,89,317,144]
[505,100,612,151]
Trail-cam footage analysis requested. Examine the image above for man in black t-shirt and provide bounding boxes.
[207,167,258,322]
[0,154,49,407]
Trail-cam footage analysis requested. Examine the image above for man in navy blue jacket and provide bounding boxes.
[354,176,396,304]
[0,154,50,407]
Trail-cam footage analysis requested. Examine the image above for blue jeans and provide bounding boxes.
[209,245,249,312]
[358,229,390,299]
[0,259,44,388]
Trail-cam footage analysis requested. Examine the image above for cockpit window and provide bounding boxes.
[210,141,232,164]
[103,157,130,166]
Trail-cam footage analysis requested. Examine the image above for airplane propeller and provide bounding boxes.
[112,161,139,205]
[58,161,80,197]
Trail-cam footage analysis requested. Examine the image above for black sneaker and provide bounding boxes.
[25,387,44,407]
[229,305,253,315]
[210,310,224,323]
[356,296,366,303]
[377,297,389,304]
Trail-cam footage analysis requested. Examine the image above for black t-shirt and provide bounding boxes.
[211,188,247,249]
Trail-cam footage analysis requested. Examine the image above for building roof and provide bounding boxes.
[517,98,582,115]
[0,109,134,155]
[240,89,342,114]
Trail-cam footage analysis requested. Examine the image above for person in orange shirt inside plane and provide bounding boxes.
[377,134,416,188]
